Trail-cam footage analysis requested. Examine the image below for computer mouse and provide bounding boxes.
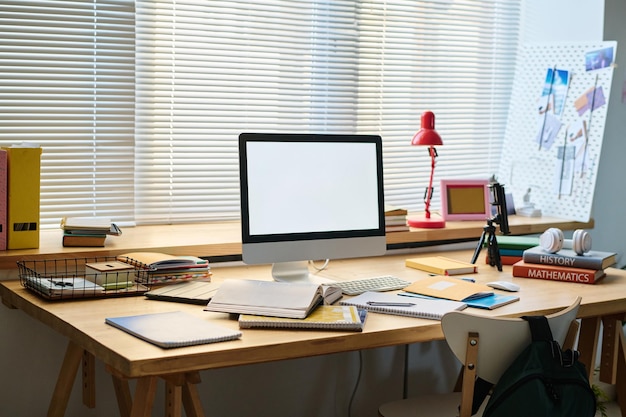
[486,281,520,292]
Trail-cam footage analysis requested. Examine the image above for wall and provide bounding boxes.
[520,0,626,267]
[0,2,614,416]
[591,0,626,266]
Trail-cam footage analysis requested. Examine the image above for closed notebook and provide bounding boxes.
[238,305,367,331]
[145,281,221,305]
[340,291,466,320]
[405,256,477,275]
[403,276,493,302]
[105,311,242,348]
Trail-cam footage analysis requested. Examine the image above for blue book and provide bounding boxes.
[399,291,519,310]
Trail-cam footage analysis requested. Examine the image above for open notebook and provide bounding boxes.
[340,291,466,320]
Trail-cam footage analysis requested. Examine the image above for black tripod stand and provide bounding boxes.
[471,218,502,271]
[470,181,509,272]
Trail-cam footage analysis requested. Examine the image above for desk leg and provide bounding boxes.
[130,376,158,417]
[164,374,184,417]
[599,314,626,384]
[82,351,96,408]
[163,372,205,417]
[110,372,133,417]
[47,341,83,417]
[579,317,601,381]
[182,372,205,417]
[616,329,626,417]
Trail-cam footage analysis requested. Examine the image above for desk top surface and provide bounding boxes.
[0,215,593,270]
[2,249,624,378]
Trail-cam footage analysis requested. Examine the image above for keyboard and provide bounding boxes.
[332,275,411,295]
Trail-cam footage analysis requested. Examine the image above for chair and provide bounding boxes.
[378,297,582,417]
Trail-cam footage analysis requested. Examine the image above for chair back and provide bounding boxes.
[441,297,581,384]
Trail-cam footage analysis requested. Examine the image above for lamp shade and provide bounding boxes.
[411,111,443,147]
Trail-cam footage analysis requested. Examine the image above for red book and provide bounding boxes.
[511,260,605,284]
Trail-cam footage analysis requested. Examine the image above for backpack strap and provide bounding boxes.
[522,315,553,342]
[522,315,579,367]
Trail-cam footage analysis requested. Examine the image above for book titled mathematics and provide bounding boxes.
[105,311,242,348]
[512,260,606,285]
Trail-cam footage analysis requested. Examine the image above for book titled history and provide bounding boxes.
[511,260,606,285]
[522,246,617,270]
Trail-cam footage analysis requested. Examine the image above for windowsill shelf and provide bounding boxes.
[0,215,593,271]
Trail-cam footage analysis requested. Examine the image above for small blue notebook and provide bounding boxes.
[399,292,519,310]
[105,311,242,348]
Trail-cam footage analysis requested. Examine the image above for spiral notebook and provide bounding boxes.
[238,305,367,331]
[340,291,467,320]
[105,311,242,348]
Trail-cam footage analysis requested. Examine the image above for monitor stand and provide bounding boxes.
[271,261,336,285]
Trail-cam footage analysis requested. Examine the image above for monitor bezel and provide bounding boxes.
[238,132,386,260]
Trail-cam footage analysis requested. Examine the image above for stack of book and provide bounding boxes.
[486,235,540,266]
[60,217,122,247]
[117,252,211,284]
[204,279,366,331]
[512,245,617,285]
[384,205,409,233]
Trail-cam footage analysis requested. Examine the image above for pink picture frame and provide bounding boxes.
[440,179,490,221]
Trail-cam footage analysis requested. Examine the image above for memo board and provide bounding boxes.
[497,41,616,222]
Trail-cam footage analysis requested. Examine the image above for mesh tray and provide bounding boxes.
[17,257,151,300]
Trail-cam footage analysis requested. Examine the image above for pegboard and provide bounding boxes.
[497,41,617,222]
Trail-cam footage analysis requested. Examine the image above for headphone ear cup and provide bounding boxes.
[572,229,592,255]
[540,228,564,253]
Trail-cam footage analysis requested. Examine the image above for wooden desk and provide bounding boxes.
[2,249,624,417]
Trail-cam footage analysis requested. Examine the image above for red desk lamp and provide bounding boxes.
[407,111,446,228]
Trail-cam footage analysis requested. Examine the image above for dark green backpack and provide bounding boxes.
[481,315,596,417]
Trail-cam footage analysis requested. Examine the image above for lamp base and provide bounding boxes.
[407,216,446,229]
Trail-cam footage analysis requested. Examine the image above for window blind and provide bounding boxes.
[0,0,520,228]
[0,0,136,227]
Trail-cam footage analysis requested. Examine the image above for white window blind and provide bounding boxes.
[1,0,520,228]
[0,0,136,227]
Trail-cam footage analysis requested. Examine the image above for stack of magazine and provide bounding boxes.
[117,252,211,285]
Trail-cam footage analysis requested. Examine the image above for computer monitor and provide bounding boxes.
[239,133,387,283]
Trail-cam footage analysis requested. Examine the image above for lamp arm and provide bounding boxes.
[423,146,438,219]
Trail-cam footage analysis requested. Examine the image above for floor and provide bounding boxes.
[601,401,621,417]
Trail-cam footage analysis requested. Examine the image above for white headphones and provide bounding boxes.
[539,228,592,256]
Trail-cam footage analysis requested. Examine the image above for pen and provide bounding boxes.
[367,301,415,307]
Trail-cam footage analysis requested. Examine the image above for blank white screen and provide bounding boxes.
[246,141,380,236]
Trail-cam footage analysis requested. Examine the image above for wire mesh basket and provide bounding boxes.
[17,256,151,300]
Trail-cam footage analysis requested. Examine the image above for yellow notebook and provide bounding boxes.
[405,256,477,276]
[238,305,366,331]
